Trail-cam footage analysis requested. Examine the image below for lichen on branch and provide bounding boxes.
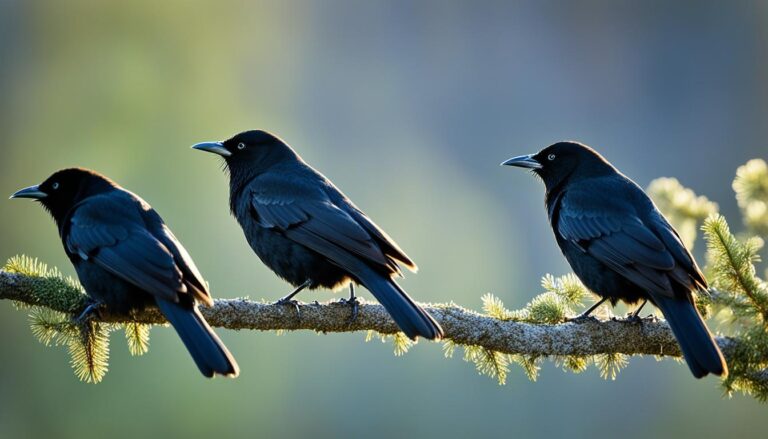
[0,158,766,401]
[0,267,702,375]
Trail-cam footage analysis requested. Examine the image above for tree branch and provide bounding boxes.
[0,269,760,382]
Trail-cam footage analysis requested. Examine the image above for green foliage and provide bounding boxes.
[703,215,768,322]
[464,346,511,384]
[512,355,541,382]
[647,177,718,249]
[68,321,112,384]
[4,255,85,313]
[482,293,522,321]
[555,355,589,374]
[124,322,151,356]
[734,159,768,236]
[720,326,768,401]
[391,333,414,356]
[365,330,415,356]
[645,167,768,400]
[541,273,588,306]
[3,255,154,383]
[27,301,114,383]
[444,275,588,385]
[29,307,75,346]
[700,211,768,399]
[594,353,629,381]
[479,274,588,326]
[526,293,567,324]
[525,273,589,323]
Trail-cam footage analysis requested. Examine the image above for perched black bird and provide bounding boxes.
[11,169,239,378]
[503,142,727,378]
[192,130,443,340]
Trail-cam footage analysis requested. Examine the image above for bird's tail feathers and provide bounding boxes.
[156,298,240,378]
[356,267,443,340]
[654,295,727,378]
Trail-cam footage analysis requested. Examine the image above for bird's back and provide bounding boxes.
[549,172,705,303]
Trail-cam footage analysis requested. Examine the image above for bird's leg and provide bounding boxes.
[627,300,648,322]
[73,299,104,325]
[339,284,360,323]
[568,297,608,322]
[278,280,310,302]
[276,279,311,316]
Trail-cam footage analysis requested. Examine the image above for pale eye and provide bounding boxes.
[237,143,246,150]
[547,154,556,161]
[52,182,60,190]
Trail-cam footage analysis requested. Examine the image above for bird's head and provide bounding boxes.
[11,168,116,221]
[502,141,615,191]
[192,130,299,178]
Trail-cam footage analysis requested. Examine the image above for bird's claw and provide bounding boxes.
[625,312,644,324]
[339,296,361,323]
[275,298,301,317]
[566,314,598,324]
[73,301,104,326]
[629,313,657,323]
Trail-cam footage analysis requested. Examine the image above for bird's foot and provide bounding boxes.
[625,312,644,324]
[629,313,658,323]
[339,296,361,323]
[72,300,104,326]
[566,313,599,324]
[566,298,607,323]
[275,297,301,318]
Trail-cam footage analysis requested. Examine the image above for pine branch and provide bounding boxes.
[0,269,755,368]
[5,159,765,395]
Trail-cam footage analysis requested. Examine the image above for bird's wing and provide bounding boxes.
[556,187,697,298]
[151,219,213,305]
[646,209,708,289]
[344,206,417,272]
[249,176,400,274]
[65,194,191,303]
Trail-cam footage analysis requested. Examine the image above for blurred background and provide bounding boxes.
[1,0,766,437]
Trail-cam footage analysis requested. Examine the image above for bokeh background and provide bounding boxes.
[1,1,766,437]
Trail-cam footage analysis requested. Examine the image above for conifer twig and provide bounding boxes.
[0,269,753,365]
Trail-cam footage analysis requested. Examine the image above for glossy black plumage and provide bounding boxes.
[503,142,727,378]
[193,130,443,340]
[12,169,239,378]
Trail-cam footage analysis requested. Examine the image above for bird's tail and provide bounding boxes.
[356,267,443,340]
[156,298,240,378]
[654,295,727,378]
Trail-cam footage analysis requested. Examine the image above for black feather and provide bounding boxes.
[18,168,238,377]
[199,129,442,340]
[506,141,727,378]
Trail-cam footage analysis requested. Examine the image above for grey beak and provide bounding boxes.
[501,154,542,169]
[192,141,232,157]
[10,185,48,200]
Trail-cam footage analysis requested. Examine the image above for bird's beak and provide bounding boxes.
[10,185,48,200]
[192,141,232,157]
[501,154,542,169]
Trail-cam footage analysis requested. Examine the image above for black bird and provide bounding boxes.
[192,130,443,340]
[11,168,239,378]
[503,142,727,378]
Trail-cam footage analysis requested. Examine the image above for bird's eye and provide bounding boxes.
[547,154,556,161]
[52,182,60,190]
[237,143,246,150]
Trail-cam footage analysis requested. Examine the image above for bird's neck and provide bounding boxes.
[545,183,566,221]
[227,168,257,214]
[544,170,572,208]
